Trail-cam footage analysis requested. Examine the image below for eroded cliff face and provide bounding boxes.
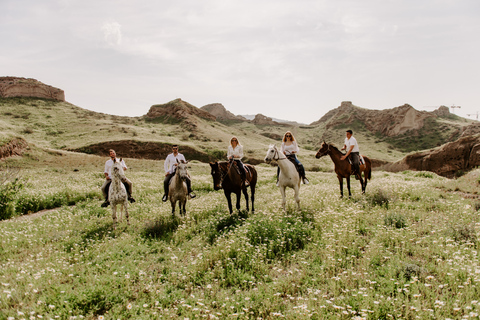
[382,134,480,177]
[0,77,65,101]
[311,101,445,137]
[0,138,28,159]
[200,103,246,121]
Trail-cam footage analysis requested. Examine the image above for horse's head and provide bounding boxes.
[264,144,278,164]
[176,160,188,181]
[209,162,222,190]
[112,159,126,181]
[315,141,330,159]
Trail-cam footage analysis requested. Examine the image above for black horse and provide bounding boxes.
[209,161,257,214]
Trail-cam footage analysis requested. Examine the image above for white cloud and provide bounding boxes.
[101,21,122,46]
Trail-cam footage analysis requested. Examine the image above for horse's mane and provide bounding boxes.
[327,143,341,152]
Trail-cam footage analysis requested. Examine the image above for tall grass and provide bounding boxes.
[1,162,480,319]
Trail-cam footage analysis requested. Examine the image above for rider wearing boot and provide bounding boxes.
[101,149,135,207]
[227,136,249,187]
[341,129,361,179]
[277,131,309,186]
[162,145,196,202]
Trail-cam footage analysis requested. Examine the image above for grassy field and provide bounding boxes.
[1,151,480,319]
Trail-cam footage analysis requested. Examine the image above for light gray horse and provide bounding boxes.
[169,160,189,216]
[109,159,129,229]
[264,145,301,211]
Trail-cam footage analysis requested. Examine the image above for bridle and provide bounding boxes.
[317,143,331,157]
[271,146,288,161]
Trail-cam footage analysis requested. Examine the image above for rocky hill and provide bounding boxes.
[311,101,473,152]
[0,77,65,101]
[381,134,480,178]
[200,103,246,122]
[145,98,216,129]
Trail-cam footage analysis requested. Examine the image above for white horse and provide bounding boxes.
[169,160,189,216]
[109,159,129,229]
[264,144,301,211]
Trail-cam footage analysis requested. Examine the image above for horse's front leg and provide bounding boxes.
[280,186,287,211]
[250,186,255,213]
[346,176,352,197]
[293,186,301,211]
[124,202,130,225]
[235,191,241,212]
[111,205,117,230]
[182,199,187,215]
[338,176,344,198]
[224,190,233,214]
[242,187,249,212]
[171,200,176,216]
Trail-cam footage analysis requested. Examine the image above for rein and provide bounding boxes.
[273,147,288,161]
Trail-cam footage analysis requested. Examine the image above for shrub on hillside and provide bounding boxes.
[0,178,23,220]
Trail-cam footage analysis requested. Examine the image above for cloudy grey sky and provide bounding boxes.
[1,0,479,123]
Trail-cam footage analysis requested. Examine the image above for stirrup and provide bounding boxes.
[189,192,196,199]
[303,178,309,185]
[162,194,168,202]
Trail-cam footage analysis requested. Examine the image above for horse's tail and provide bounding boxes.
[364,157,372,180]
[245,164,257,187]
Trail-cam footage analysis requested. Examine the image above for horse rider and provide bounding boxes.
[227,136,249,187]
[277,131,309,186]
[101,149,135,207]
[162,145,196,202]
[341,129,361,178]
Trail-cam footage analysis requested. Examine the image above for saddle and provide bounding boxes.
[346,154,365,166]
[286,155,301,175]
[231,161,252,180]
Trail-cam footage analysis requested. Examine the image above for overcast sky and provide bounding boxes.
[1,0,479,124]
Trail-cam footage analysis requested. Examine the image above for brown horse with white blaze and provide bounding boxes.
[315,141,372,197]
[209,160,257,214]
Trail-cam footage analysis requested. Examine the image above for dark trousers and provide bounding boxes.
[277,155,306,179]
[104,180,132,200]
[351,152,360,174]
[233,160,246,177]
[164,173,193,196]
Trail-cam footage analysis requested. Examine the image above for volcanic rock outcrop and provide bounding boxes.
[311,101,446,137]
[201,103,246,122]
[145,98,215,129]
[0,138,28,159]
[0,77,65,101]
[382,134,480,178]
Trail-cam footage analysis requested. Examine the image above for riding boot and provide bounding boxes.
[101,198,110,207]
[162,181,169,202]
[299,164,309,185]
[123,181,136,203]
[241,172,249,187]
[186,177,196,199]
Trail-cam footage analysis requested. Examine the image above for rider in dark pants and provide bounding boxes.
[162,145,196,202]
[341,129,361,178]
[227,136,249,187]
[276,131,309,185]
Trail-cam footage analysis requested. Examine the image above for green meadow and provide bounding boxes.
[1,151,479,319]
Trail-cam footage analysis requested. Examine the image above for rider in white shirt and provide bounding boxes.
[162,145,195,202]
[101,149,135,207]
[227,136,249,187]
[341,129,361,177]
[278,131,309,185]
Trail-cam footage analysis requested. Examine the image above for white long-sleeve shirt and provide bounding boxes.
[344,136,360,153]
[104,158,127,179]
[281,141,299,155]
[164,153,186,174]
[227,144,243,160]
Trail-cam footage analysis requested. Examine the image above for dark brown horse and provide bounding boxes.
[315,141,372,197]
[209,161,257,214]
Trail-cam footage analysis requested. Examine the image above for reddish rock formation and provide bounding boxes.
[0,77,65,101]
[201,103,246,121]
[252,114,281,125]
[382,134,480,177]
[311,101,447,137]
[0,138,28,159]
